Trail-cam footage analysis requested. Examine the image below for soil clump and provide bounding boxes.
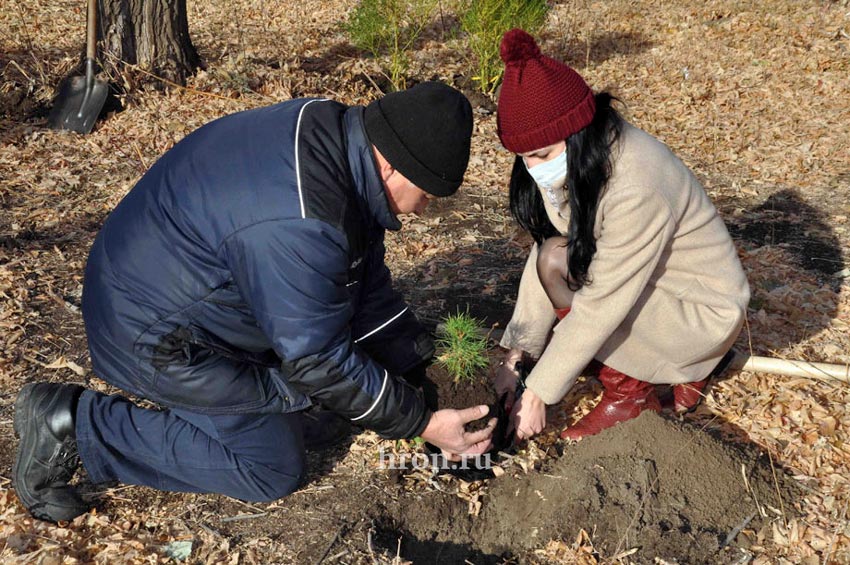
[379,411,799,564]
[425,355,500,411]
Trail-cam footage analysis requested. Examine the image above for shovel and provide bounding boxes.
[48,0,108,133]
[730,351,849,384]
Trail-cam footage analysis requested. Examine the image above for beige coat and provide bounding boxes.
[500,122,750,405]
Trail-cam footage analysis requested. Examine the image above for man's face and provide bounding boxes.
[383,169,434,216]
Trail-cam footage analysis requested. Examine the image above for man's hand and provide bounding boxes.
[510,388,546,441]
[493,348,523,410]
[420,405,496,461]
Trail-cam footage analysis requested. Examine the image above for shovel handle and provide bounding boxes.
[731,352,850,384]
[86,0,97,62]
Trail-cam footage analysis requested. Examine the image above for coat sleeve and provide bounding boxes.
[220,218,430,439]
[525,187,676,404]
[351,234,434,375]
[499,243,558,357]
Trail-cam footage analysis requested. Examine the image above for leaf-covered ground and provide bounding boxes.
[1,0,849,562]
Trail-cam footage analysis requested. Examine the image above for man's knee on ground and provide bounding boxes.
[235,454,306,503]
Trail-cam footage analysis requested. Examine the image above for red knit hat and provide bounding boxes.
[497,29,596,154]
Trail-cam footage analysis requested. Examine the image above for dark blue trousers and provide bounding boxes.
[75,391,306,502]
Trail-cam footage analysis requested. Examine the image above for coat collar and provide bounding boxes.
[344,106,402,231]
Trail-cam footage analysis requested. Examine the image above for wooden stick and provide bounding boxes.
[719,511,757,549]
[220,512,267,522]
[730,353,849,384]
[314,525,347,565]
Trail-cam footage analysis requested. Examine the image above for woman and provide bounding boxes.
[493,29,750,441]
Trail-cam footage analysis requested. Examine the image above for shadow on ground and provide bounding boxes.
[394,235,524,334]
[725,188,846,280]
[372,519,506,565]
[545,30,655,66]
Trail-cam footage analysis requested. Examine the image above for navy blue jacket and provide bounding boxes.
[81,99,433,439]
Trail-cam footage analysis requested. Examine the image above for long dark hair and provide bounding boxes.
[508,92,623,291]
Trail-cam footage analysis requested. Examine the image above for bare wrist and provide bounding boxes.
[523,386,546,406]
[504,348,524,364]
[420,412,436,441]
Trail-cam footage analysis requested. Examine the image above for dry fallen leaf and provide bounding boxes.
[44,356,86,377]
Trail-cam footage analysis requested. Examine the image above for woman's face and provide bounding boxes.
[519,141,567,169]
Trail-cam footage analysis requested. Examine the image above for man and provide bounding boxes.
[13,82,496,523]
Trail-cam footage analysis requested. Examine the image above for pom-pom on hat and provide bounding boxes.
[364,81,473,197]
[497,29,596,154]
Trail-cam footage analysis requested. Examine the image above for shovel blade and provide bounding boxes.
[48,75,109,134]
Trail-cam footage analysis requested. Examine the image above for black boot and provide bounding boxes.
[13,383,90,522]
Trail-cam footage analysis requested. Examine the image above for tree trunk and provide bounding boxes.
[99,0,200,86]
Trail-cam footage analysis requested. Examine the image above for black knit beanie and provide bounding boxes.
[364,81,473,197]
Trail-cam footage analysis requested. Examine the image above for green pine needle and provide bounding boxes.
[436,310,489,383]
[460,0,549,94]
[345,0,438,91]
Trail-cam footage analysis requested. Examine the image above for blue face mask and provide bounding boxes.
[524,149,567,191]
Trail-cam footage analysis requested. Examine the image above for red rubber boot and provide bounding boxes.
[671,349,738,413]
[561,366,662,440]
[672,379,710,413]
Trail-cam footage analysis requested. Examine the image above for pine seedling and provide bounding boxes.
[436,310,489,383]
[346,0,438,91]
[460,0,549,94]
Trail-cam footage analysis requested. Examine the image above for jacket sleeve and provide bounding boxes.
[500,242,558,358]
[525,187,676,404]
[351,234,434,375]
[220,219,430,439]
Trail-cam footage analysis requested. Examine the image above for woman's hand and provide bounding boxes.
[510,388,546,441]
[493,348,524,410]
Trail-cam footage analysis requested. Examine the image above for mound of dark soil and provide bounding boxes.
[426,359,507,438]
[376,411,799,564]
[426,358,499,411]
